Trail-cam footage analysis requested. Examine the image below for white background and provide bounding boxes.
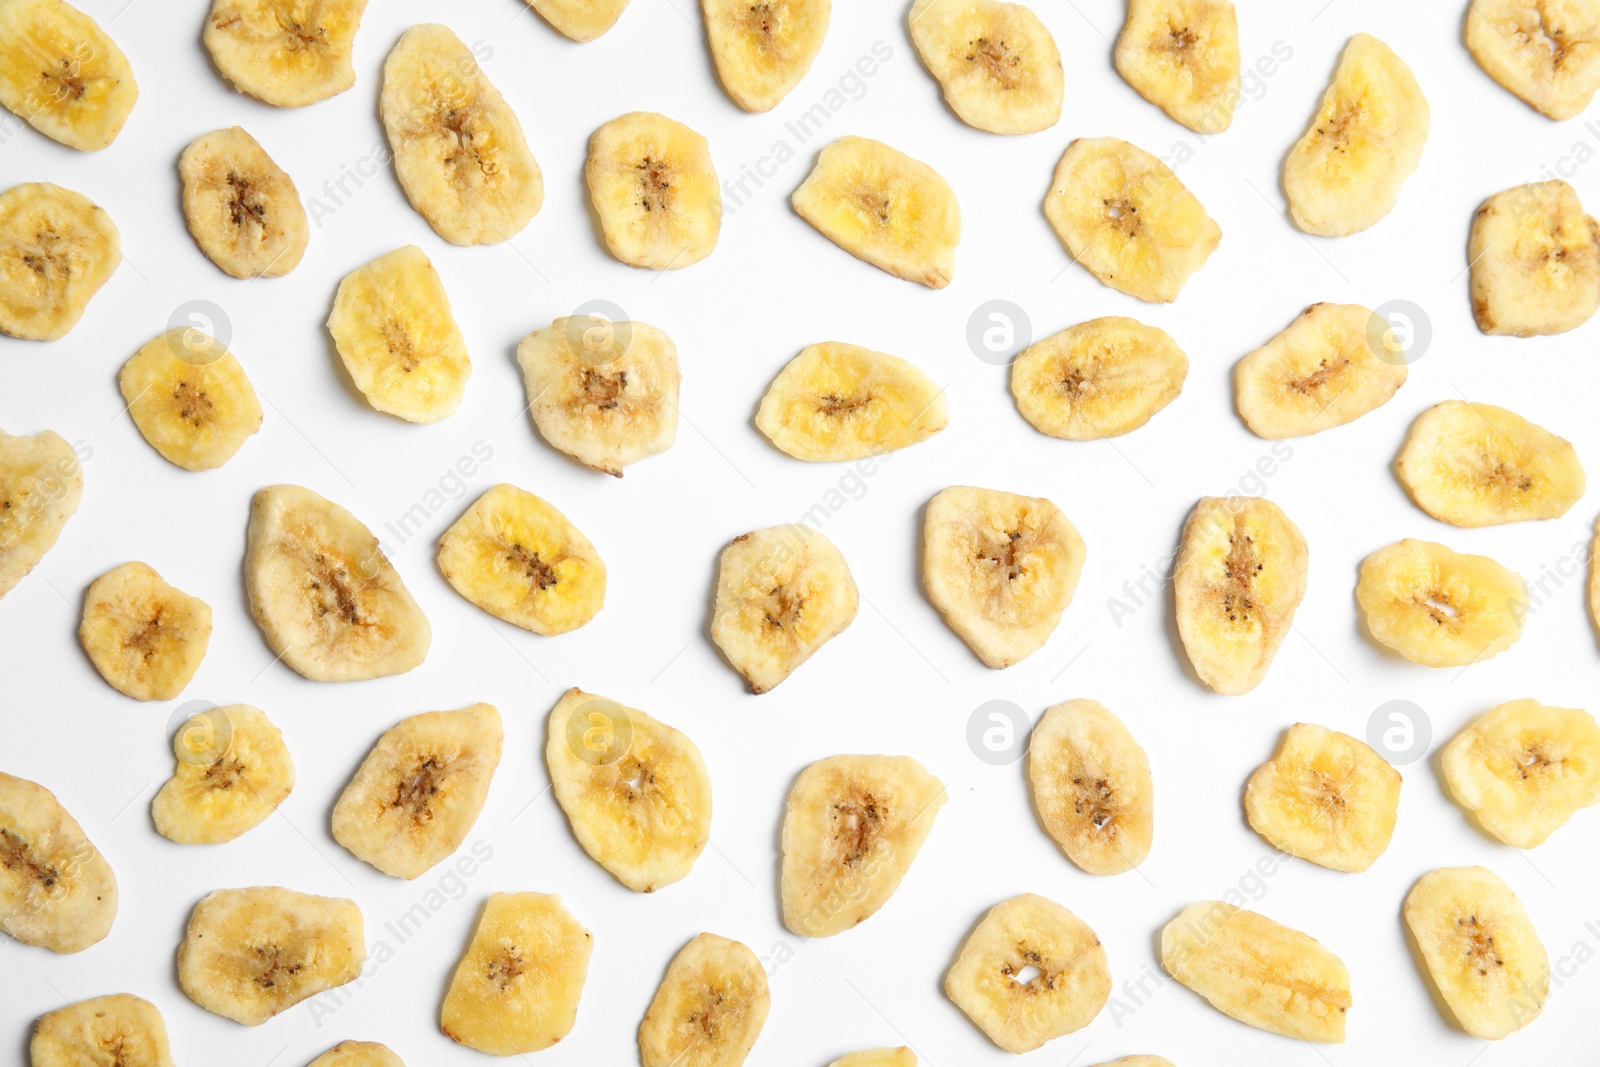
[4,1,1600,1064]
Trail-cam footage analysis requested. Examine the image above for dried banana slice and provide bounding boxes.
[180,127,308,279]
[1045,137,1220,303]
[710,524,857,692]
[639,933,770,1067]
[829,1051,915,1067]
[0,0,136,150]
[245,484,431,682]
[438,483,606,635]
[327,245,471,423]
[441,892,592,1055]
[1466,0,1600,120]
[1469,180,1600,336]
[204,0,368,107]
[1116,0,1239,132]
[0,182,119,341]
[1404,866,1548,1039]
[1091,1060,1174,1067]
[0,428,82,601]
[1027,699,1153,875]
[756,342,947,461]
[908,0,1063,134]
[587,111,721,270]
[178,886,364,1025]
[546,688,711,893]
[1355,538,1525,667]
[705,0,830,111]
[1010,317,1187,440]
[381,24,543,245]
[1283,34,1428,236]
[527,0,630,41]
[153,704,294,845]
[945,893,1111,1053]
[792,135,961,288]
[1244,722,1400,872]
[80,561,212,702]
[0,772,115,953]
[1234,303,1407,438]
[306,1041,405,1067]
[516,316,680,476]
[30,994,173,1067]
[1173,496,1307,695]
[119,328,262,471]
[332,704,503,879]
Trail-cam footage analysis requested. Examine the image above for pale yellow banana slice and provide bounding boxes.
[517,316,680,476]
[438,483,606,635]
[1244,722,1400,872]
[180,127,308,279]
[639,933,770,1067]
[829,1050,916,1067]
[332,704,502,879]
[1234,303,1407,438]
[0,182,119,341]
[1173,496,1306,694]
[1469,180,1600,336]
[178,886,364,1025]
[546,688,711,892]
[908,0,1063,134]
[0,772,115,953]
[710,524,857,692]
[1356,538,1525,667]
[306,1041,405,1067]
[153,704,295,845]
[204,0,368,107]
[1045,137,1220,302]
[1404,866,1549,1039]
[792,135,961,288]
[381,24,543,245]
[756,342,947,461]
[80,561,211,702]
[527,0,630,41]
[1010,316,1187,440]
[705,0,829,111]
[1027,699,1153,875]
[245,484,431,682]
[119,328,262,471]
[30,994,173,1067]
[1115,0,1239,132]
[587,111,721,270]
[0,0,135,150]
[441,892,592,1055]
[0,428,81,601]
[946,893,1111,1053]
[781,754,945,937]
[1467,0,1600,120]
[327,245,471,423]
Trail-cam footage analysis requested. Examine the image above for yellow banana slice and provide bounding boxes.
[1356,538,1525,667]
[152,704,295,845]
[307,1041,404,1067]
[756,341,947,461]
[1091,1060,1174,1067]
[639,933,770,1067]
[587,111,721,270]
[908,0,1063,134]
[204,0,368,107]
[705,0,830,111]
[0,182,119,341]
[180,127,308,279]
[30,994,173,1067]
[79,561,212,702]
[1010,316,1187,440]
[1244,722,1401,872]
[1234,302,1407,438]
[1114,0,1240,132]
[0,428,82,601]
[1027,699,1153,875]
[1469,180,1600,336]
[0,771,116,953]
[527,0,630,41]
[119,328,263,471]
[1466,0,1600,120]
[0,0,136,150]
[829,1051,916,1067]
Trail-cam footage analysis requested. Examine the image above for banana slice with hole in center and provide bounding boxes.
[705,0,830,111]
[80,561,212,702]
[639,933,770,1067]
[1356,538,1525,667]
[120,328,263,470]
[1244,722,1400,872]
[1114,0,1240,132]
[527,0,630,41]
[0,0,136,150]
[756,342,947,460]
[1469,180,1600,336]
[1234,303,1407,438]
[1027,699,1153,874]
[1466,0,1600,120]
[204,0,368,107]
[1010,316,1187,440]
[908,0,1063,134]
[180,127,308,279]
[0,182,120,341]
[0,428,82,601]
[153,704,294,845]
[30,994,173,1067]
[0,772,116,953]
[587,111,721,270]
[306,1041,405,1067]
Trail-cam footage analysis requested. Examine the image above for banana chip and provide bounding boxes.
[0,182,120,341]
[0,0,136,150]
[204,0,368,107]
[908,0,1062,134]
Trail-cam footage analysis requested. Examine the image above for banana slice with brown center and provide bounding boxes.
[756,341,947,460]
[0,0,137,150]
[1467,0,1600,120]
[180,127,309,279]
[0,428,82,601]
[639,933,770,1067]
[120,328,263,470]
[1470,180,1600,337]
[586,111,721,270]
[204,0,368,108]
[1010,316,1187,440]
[0,182,120,341]
[705,0,830,111]
[153,704,295,845]
[1027,699,1154,875]
[30,994,173,1067]
[1114,0,1240,132]
[908,0,1063,134]
[1355,538,1526,667]
[1244,722,1401,872]
[0,772,116,953]
[79,561,212,702]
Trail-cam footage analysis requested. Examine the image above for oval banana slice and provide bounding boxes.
[756,342,947,461]
[0,0,136,151]
[1234,302,1407,438]
[1011,316,1187,440]
[380,24,543,246]
[908,0,1063,135]
[1244,722,1400,872]
[120,328,263,470]
[80,561,212,702]
[829,1050,916,1067]
[526,0,630,41]
[153,704,294,845]
[1355,538,1525,667]
[0,428,82,601]
[1469,180,1600,337]
[0,772,116,953]
[586,111,721,270]
[180,127,309,279]
[1028,699,1153,875]
[307,1041,404,1067]
[1114,0,1240,133]
[639,933,770,1067]
[705,0,830,112]
[0,182,120,341]
[1466,0,1600,120]
[31,994,173,1067]
[204,0,369,107]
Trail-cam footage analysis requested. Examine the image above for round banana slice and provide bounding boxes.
[307,1041,405,1067]
[180,127,309,279]
[1027,699,1154,875]
[1355,538,1526,668]
[705,0,829,111]
[0,771,117,953]
[0,428,82,601]
[908,0,1063,135]
[0,182,120,341]
[1114,0,1240,133]
[204,0,369,108]
[152,704,295,845]
[1244,722,1401,872]
[80,561,212,702]
[119,328,263,471]
[639,933,770,1067]
[0,0,137,151]
[1010,317,1187,440]
[586,111,721,270]
[527,0,631,41]
[756,342,948,461]
[828,1050,916,1067]
[1466,0,1600,120]
[1469,180,1600,337]
[31,994,173,1067]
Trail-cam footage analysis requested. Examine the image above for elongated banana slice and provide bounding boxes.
[1469,180,1600,336]
[527,0,630,41]
[829,1050,915,1067]
[1404,866,1549,1039]
[153,704,294,845]
[381,25,543,245]
[178,886,364,1025]
[1173,496,1306,695]
[1234,303,1407,438]
[31,994,173,1067]
[517,316,680,476]
[441,892,592,1055]
[946,893,1111,1053]
[80,561,212,702]
[1115,0,1239,132]
[546,688,711,892]
[1356,538,1525,667]
[1011,317,1187,440]
[1027,699,1153,875]
[756,342,947,461]
[307,1041,404,1067]
[0,772,115,953]
[0,429,81,601]
[1467,0,1600,120]
[120,328,263,471]
[204,0,368,107]
[711,524,857,692]
[781,754,945,937]
[587,112,721,270]
[1045,137,1220,303]
[793,136,961,288]
[0,0,136,150]
[180,127,308,279]
[640,933,769,1067]
[1442,699,1600,848]
[705,0,829,111]
[0,182,119,341]
[246,485,430,682]
[327,245,471,423]
[332,704,502,879]
[908,0,1062,134]
[1244,723,1400,872]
